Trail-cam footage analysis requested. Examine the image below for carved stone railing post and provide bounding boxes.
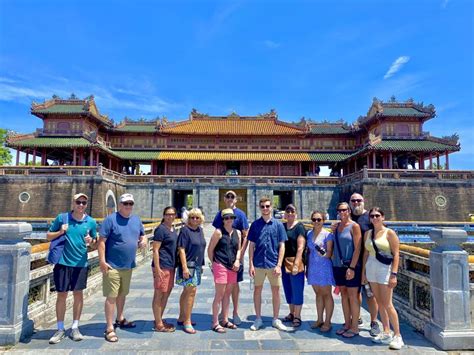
[424,228,474,350]
[0,222,34,345]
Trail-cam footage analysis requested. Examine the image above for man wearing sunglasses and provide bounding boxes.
[212,190,249,325]
[99,193,146,343]
[248,197,288,331]
[349,193,380,337]
[47,193,97,344]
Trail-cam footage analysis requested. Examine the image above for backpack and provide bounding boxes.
[47,213,69,264]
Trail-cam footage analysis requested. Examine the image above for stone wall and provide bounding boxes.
[340,178,474,221]
[0,176,125,218]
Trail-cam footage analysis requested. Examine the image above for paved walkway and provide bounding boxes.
[5,224,444,354]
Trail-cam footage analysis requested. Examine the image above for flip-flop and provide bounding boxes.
[311,321,324,329]
[342,329,359,338]
[183,324,196,334]
[320,324,332,333]
[153,323,175,332]
[336,326,350,335]
[220,321,237,329]
[212,324,226,333]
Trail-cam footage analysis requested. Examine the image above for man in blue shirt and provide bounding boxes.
[99,193,146,342]
[47,193,97,344]
[212,190,249,325]
[248,196,288,331]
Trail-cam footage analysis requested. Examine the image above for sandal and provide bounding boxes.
[283,313,294,322]
[115,318,136,329]
[342,329,359,338]
[220,321,237,329]
[104,329,118,342]
[336,326,350,335]
[320,324,332,333]
[153,323,175,332]
[292,317,302,328]
[212,324,226,333]
[183,324,196,334]
[310,321,324,329]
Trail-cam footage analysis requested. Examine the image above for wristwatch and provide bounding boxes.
[390,272,398,277]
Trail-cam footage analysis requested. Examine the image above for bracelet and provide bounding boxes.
[390,272,398,277]
[348,266,355,271]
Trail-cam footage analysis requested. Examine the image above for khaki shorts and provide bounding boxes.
[103,268,133,298]
[254,267,282,287]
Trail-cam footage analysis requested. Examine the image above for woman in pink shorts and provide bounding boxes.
[207,208,242,333]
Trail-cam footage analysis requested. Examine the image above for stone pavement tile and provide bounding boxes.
[210,339,260,350]
[5,350,72,355]
[243,330,281,340]
[198,329,245,340]
[259,339,298,350]
[301,352,351,355]
[294,339,357,352]
[249,351,300,355]
[149,338,210,351]
[194,351,247,355]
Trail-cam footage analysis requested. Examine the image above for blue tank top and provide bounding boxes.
[332,222,357,267]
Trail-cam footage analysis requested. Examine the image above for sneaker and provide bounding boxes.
[272,319,289,331]
[369,321,381,337]
[233,314,242,326]
[70,327,84,341]
[250,318,263,331]
[49,329,66,344]
[389,335,405,350]
[372,331,393,344]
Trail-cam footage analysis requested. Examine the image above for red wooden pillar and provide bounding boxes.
[419,153,424,170]
[25,150,29,165]
[249,161,252,176]
[389,152,393,169]
[89,149,94,166]
[41,149,46,165]
[429,153,433,169]
[445,151,449,170]
[298,162,302,176]
[278,161,281,176]
[32,148,37,165]
[109,157,112,170]
[436,154,440,169]
[164,160,168,175]
[214,161,217,175]
[366,154,370,168]
[372,151,376,169]
[312,161,316,174]
[185,161,189,175]
[16,149,20,165]
[73,149,77,166]
[96,151,100,166]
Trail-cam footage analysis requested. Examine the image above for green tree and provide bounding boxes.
[0,128,13,165]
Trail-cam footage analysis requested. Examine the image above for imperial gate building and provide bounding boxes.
[4,95,471,222]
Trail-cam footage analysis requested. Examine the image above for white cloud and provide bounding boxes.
[264,40,281,49]
[384,56,410,79]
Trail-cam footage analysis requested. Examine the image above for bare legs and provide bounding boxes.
[178,286,197,326]
[212,283,234,326]
[312,285,334,327]
[340,286,360,332]
[371,283,400,336]
[152,289,172,327]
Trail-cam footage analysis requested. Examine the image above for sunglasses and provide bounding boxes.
[225,194,236,199]
[122,202,134,206]
[75,200,87,206]
[370,214,382,219]
[311,218,323,222]
[223,216,236,220]
[164,213,176,216]
[337,208,348,212]
[351,199,363,203]
[260,204,271,209]
[190,216,201,220]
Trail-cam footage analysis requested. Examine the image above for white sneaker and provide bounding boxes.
[272,318,289,331]
[372,331,393,344]
[250,318,263,331]
[389,335,405,350]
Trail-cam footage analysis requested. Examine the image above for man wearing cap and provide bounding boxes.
[47,193,98,344]
[248,196,289,331]
[212,190,249,325]
[99,193,146,342]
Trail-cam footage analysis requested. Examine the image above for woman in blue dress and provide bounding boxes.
[306,210,335,332]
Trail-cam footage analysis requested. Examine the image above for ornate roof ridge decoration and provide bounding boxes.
[116,117,159,127]
[6,132,35,144]
[427,133,460,147]
[31,94,113,127]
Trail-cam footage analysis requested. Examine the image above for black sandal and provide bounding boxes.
[220,321,237,329]
[115,318,136,329]
[293,317,302,328]
[283,313,294,322]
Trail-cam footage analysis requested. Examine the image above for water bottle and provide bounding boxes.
[364,283,374,298]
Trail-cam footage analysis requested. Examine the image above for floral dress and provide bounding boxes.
[306,229,335,286]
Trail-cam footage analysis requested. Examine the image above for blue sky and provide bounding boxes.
[0,0,472,169]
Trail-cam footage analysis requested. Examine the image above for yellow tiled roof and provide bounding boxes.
[158,151,312,161]
[160,118,304,135]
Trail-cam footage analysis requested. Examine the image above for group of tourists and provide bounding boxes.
[45,190,404,350]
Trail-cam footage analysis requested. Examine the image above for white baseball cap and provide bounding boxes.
[119,193,134,203]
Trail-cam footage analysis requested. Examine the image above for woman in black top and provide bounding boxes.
[152,206,178,332]
[208,208,241,333]
[281,204,306,328]
[176,208,207,334]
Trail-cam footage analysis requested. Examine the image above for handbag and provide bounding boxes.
[177,260,197,279]
[284,256,304,273]
[47,213,69,264]
[370,228,393,265]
